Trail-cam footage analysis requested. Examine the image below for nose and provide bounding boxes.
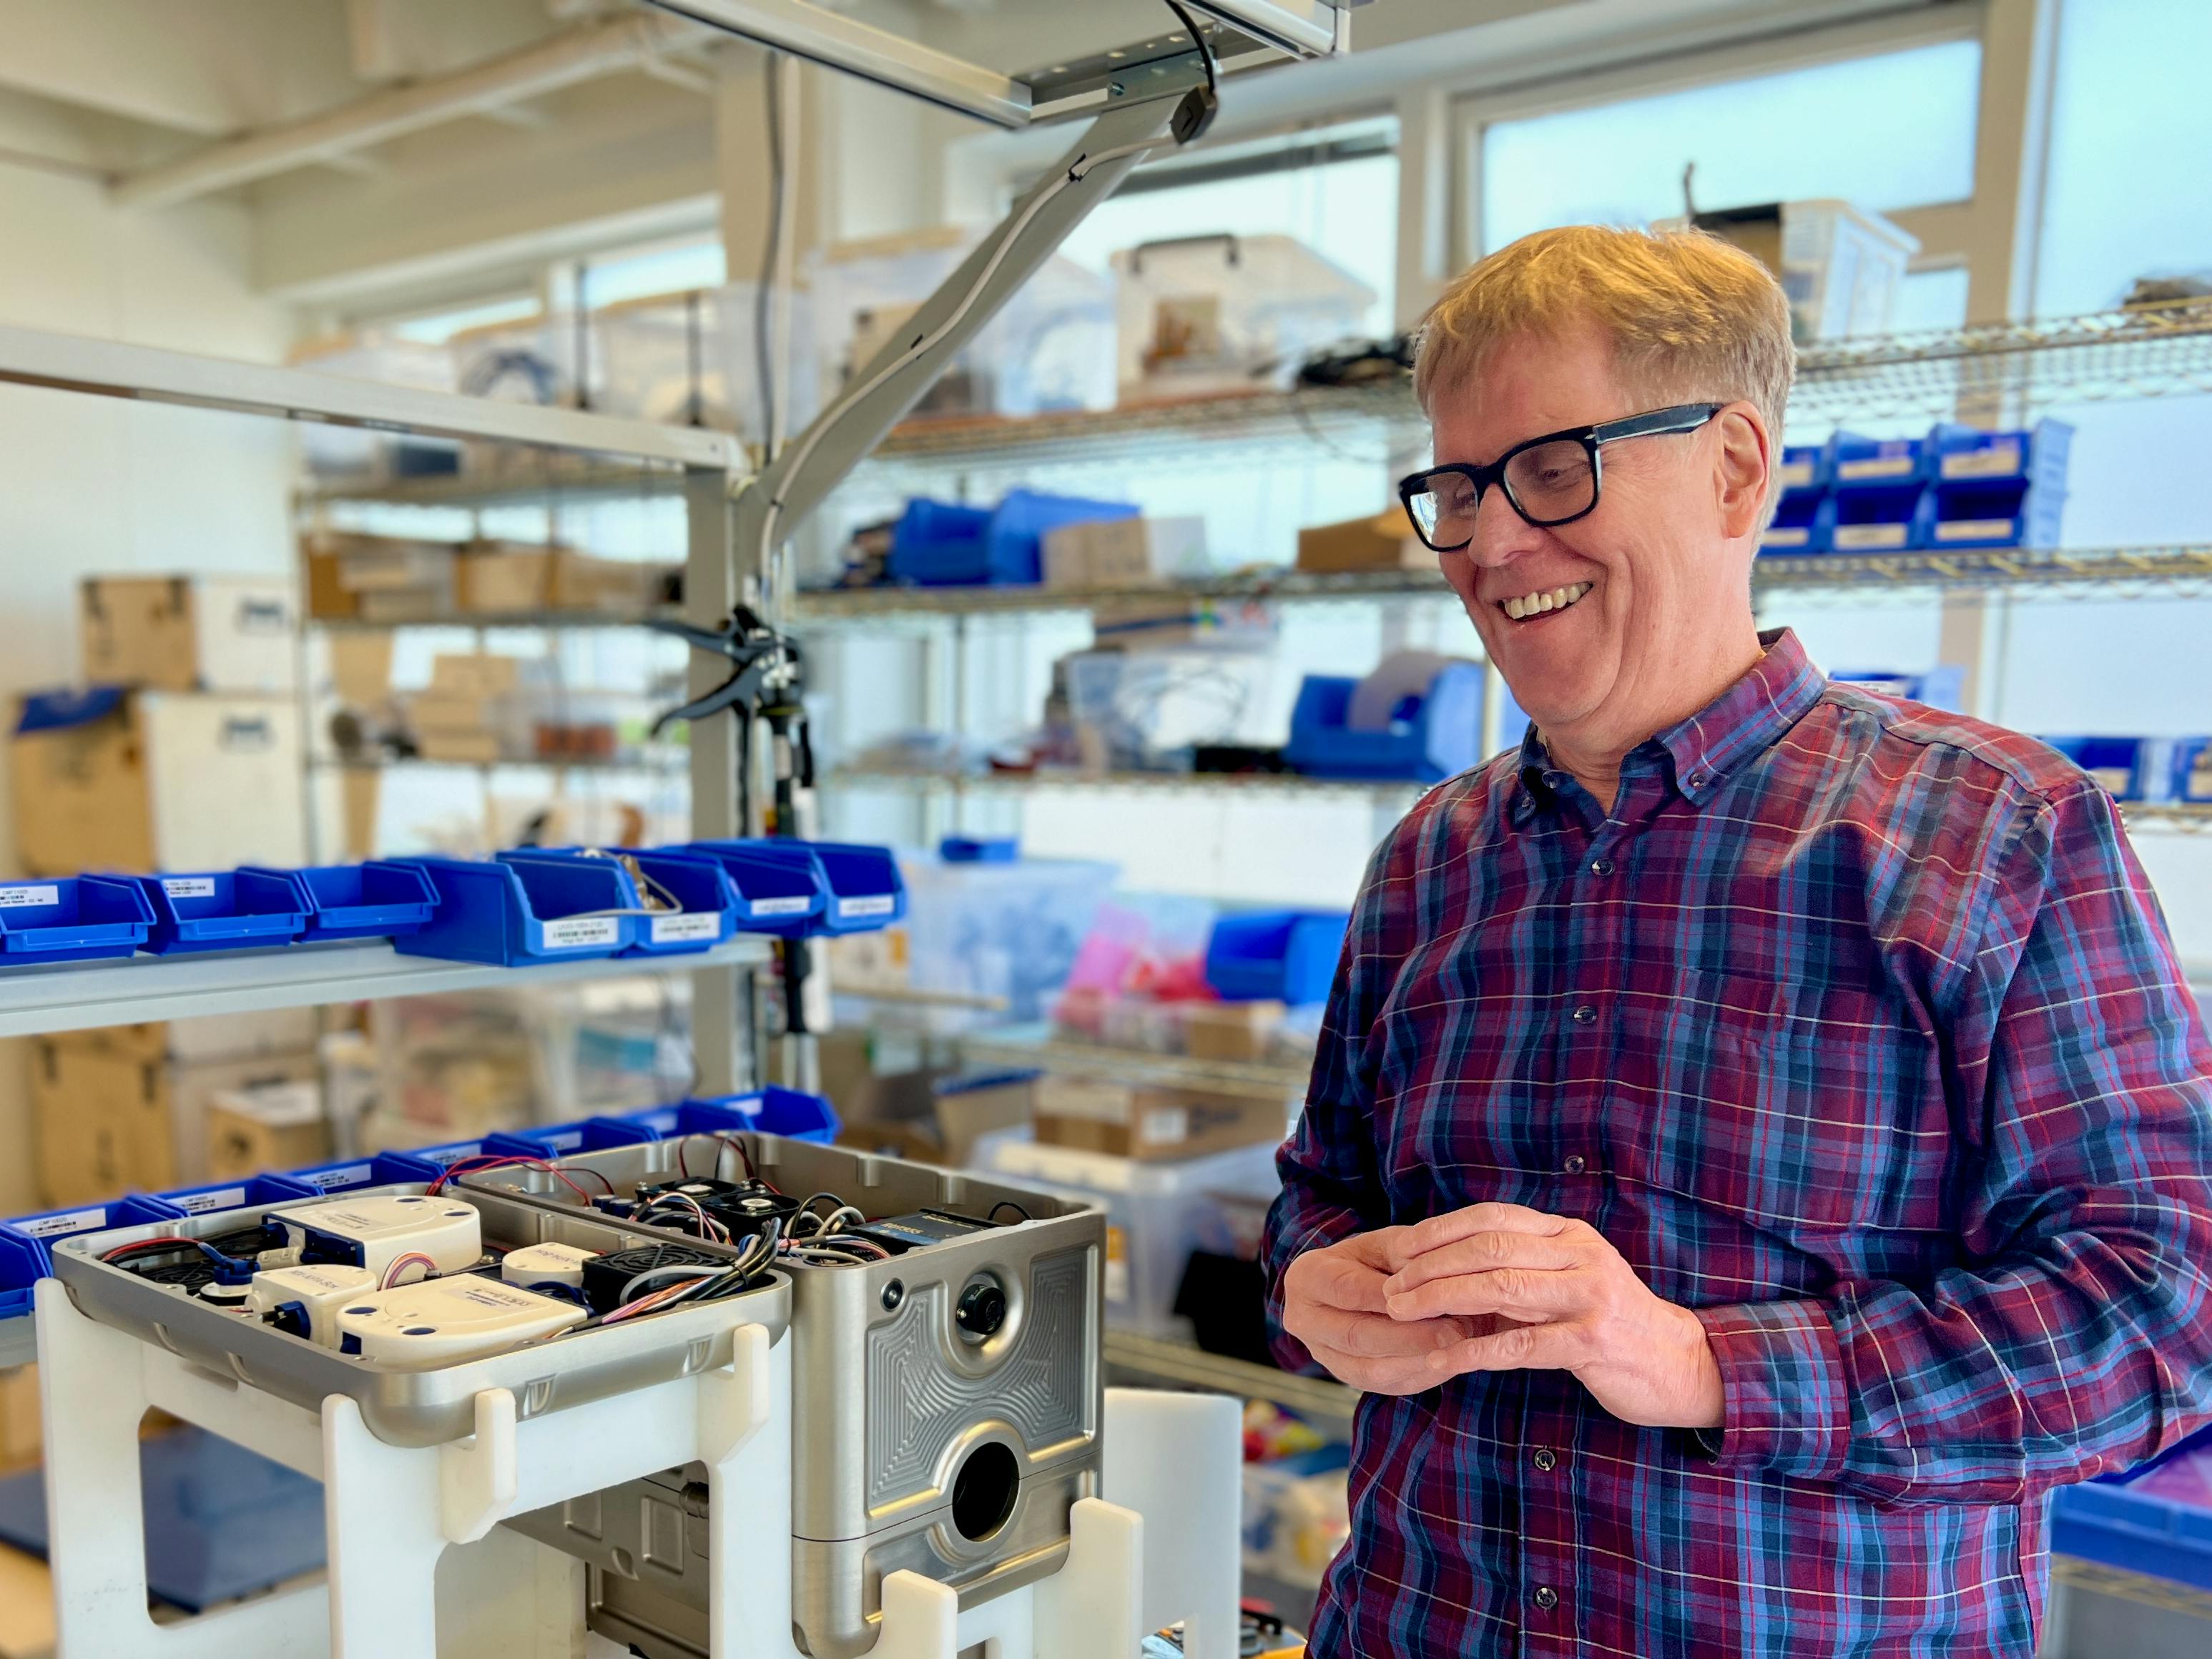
[1464,479,1547,570]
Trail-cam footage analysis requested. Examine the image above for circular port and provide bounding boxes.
[955,1276,1008,1342]
[950,1442,1020,1542]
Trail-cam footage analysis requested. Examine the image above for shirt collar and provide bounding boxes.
[1513,629,1824,817]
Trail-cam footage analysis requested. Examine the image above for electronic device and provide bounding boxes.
[501,1242,596,1290]
[334,1276,586,1369]
[483,1136,1105,1659]
[248,1263,378,1347]
[263,1195,482,1281]
[579,1244,731,1316]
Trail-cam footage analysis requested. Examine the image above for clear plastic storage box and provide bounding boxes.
[595,284,820,443]
[1111,233,1374,403]
[810,228,1116,419]
[972,1128,1283,1339]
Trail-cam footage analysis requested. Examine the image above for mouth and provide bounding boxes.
[1495,581,1593,623]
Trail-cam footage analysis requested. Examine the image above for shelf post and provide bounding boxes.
[686,461,757,1095]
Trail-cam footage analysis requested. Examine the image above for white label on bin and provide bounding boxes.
[1778,458,1815,489]
[541,915,621,950]
[21,1207,104,1239]
[1833,523,1910,551]
[1836,455,1916,481]
[177,1186,247,1216]
[1761,528,1809,548]
[0,885,57,908]
[752,896,813,917]
[2092,767,2133,795]
[162,877,217,900]
[1104,1224,1129,1304]
[542,1131,583,1151]
[1941,443,2022,480]
[1935,519,2016,542]
[306,1163,371,1190]
[837,895,897,920]
[651,913,720,945]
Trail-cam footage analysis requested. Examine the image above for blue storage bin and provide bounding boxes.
[1922,420,2072,551]
[135,870,310,955]
[288,1149,458,1193]
[672,1088,842,1144]
[157,1172,321,1219]
[391,855,636,965]
[674,840,827,937]
[1832,667,1967,712]
[0,1191,193,1322]
[1204,910,1350,1005]
[1284,664,1485,783]
[1774,443,1831,496]
[2044,736,2173,803]
[241,862,438,943]
[888,489,1136,587]
[941,835,1019,864]
[0,875,154,963]
[484,1114,661,1160]
[1829,431,1925,488]
[1760,491,1834,556]
[689,840,904,935]
[497,848,739,957]
[2052,1433,2212,1595]
[2169,738,2212,802]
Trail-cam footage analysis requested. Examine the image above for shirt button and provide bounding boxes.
[1686,773,1707,789]
[1533,1586,1559,1611]
[1562,1155,1586,1175]
[1588,856,1615,877]
[1532,1447,1558,1472]
[1570,1003,1598,1026]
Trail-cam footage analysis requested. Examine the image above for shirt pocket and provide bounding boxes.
[1639,971,1950,1239]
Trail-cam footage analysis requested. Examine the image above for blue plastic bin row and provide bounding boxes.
[1203,910,1350,1005]
[0,841,908,968]
[1284,662,1486,784]
[0,1086,838,1326]
[2038,735,2212,804]
[1762,420,2072,556]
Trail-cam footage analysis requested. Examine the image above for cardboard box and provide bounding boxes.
[457,546,561,614]
[1041,516,1207,589]
[81,575,298,694]
[0,1366,39,1472]
[1033,1075,1288,1161]
[205,1080,330,1182]
[413,728,506,764]
[549,551,675,614]
[1182,1000,1287,1063]
[301,545,360,621]
[1295,507,1430,574]
[455,544,669,615]
[31,1040,323,1200]
[430,653,549,698]
[11,690,306,878]
[328,533,458,593]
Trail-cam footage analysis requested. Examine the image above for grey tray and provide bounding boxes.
[51,1182,792,1449]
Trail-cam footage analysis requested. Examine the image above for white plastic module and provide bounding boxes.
[335,1276,586,1369]
[246,1263,378,1347]
[265,1194,482,1281]
[501,1241,597,1289]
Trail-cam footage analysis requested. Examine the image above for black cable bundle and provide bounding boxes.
[579,1243,729,1315]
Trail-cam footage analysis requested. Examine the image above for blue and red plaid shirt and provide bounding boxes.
[1263,629,2212,1656]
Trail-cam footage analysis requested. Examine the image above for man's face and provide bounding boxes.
[1428,325,1763,746]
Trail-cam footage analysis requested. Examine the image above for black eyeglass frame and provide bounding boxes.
[1397,401,1727,551]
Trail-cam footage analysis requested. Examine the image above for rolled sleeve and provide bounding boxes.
[1696,1298,1850,1481]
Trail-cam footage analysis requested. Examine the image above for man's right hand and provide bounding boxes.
[1281,1229,1480,1395]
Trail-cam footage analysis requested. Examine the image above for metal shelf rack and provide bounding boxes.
[958,1022,1314,1102]
[0,321,761,1103]
[824,766,1423,806]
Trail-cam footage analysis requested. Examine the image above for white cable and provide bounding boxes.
[752,132,1169,599]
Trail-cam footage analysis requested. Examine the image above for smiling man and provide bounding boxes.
[1261,225,2212,1656]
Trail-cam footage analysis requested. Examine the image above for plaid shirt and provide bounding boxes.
[1263,629,2212,1657]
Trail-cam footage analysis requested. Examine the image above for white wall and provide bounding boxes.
[0,159,299,1211]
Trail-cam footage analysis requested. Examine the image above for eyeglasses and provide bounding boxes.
[1397,403,1725,552]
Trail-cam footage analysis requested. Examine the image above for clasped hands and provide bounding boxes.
[1280,1203,1724,1429]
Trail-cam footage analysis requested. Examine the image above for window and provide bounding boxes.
[388,293,540,345]
[580,239,728,310]
[1479,39,1982,252]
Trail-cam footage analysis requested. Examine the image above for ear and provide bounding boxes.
[1714,404,1771,540]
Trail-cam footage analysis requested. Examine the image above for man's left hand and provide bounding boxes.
[1380,1202,1724,1430]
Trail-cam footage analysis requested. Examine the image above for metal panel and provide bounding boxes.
[0,935,770,1040]
[0,323,743,466]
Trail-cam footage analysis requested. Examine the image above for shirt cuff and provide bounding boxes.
[1694,1299,1850,1482]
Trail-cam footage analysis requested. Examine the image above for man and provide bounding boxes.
[1262,224,2212,1657]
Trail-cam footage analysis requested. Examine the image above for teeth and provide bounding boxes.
[1500,581,1591,621]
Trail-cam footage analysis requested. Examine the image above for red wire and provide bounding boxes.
[101,1236,200,1262]
[429,1156,600,1204]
